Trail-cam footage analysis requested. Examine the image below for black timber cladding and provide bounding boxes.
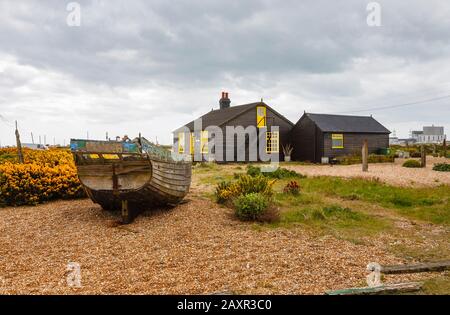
[291,113,390,162]
[173,102,294,162]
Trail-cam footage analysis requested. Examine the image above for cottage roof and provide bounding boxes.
[176,102,293,132]
[305,113,390,134]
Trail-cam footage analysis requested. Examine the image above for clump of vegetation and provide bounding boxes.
[410,152,422,158]
[246,165,305,179]
[234,193,269,221]
[0,148,85,206]
[322,205,362,221]
[283,181,300,195]
[215,174,278,222]
[390,144,449,158]
[298,176,450,225]
[215,174,275,205]
[336,154,394,165]
[402,159,422,168]
[246,165,262,177]
[433,163,450,172]
[277,203,390,238]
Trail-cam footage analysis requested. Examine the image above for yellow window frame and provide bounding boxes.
[201,130,208,154]
[266,131,279,153]
[178,132,185,153]
[256,106,266,128]
[190,132,195,155]
[332,134,344,149]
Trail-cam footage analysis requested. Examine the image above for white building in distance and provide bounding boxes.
[411,125,446,144]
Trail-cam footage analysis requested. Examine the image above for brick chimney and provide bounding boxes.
[219,91,231,109]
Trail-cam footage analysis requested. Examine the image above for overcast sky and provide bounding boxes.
[1,0,449,146]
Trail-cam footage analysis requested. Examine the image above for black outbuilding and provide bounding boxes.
[290,113,391,163]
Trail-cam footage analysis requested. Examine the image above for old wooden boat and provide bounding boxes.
[70,137,191,223]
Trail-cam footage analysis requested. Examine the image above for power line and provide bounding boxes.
[334,94,450,114]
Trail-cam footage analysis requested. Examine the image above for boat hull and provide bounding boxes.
[76,157,191,219]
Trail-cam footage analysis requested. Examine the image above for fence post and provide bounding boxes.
[444,138,447,158]
[362,140,369,172]
[421,145,426,168]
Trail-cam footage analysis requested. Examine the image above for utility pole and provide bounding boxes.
[31,132,35,144]
[15,121,24,163]
[39,135,42,145]
[106,131,108,141]
[44,135,47,146]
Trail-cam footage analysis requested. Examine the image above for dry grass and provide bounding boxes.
[283,157,450,187]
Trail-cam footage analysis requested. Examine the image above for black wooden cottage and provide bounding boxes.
[173,93,391,163]
[173,92,294,162]
[290,113,391,163]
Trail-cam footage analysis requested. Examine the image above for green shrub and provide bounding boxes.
[402,159,422,168]
[214,174,275,204]
[246,165,262,177]
[247,165,305,179]
[433,163,450,172]
[234,193,269,221]
[265,167,305,179]
[336,154,394,165]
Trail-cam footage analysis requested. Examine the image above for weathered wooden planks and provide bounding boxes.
[326,282,423,295]
[380,261,450,274]
[74,149,191,218]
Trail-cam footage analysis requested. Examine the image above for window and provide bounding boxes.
[332,134,344,149]
[178,132,185,153]
[201,130,208,154]
[266,131,279,153]
[256,106,266,128]
[190,132,195,155]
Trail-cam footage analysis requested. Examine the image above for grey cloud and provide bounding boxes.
[0,0,449,144]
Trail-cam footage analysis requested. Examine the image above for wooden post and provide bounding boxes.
[121,200,130,224]
[421,145,426,168]
[15,121,24,164]
[362,140,368,172]
[444,138,447,158]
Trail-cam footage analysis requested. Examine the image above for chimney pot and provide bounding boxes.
[219,91,231,109]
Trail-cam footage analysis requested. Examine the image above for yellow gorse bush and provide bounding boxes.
[0,148,85,206]
[215,174,275,204]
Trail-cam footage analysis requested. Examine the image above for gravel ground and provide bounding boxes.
[285,157,450,187]
[0,197,422,295]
